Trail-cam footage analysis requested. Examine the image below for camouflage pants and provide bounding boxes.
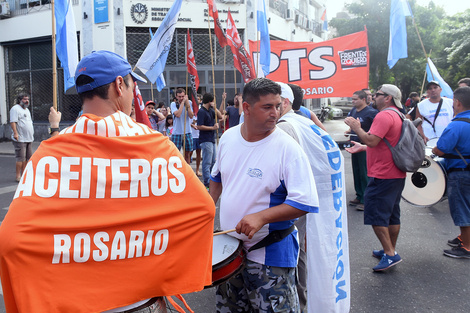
[216,259,299,313]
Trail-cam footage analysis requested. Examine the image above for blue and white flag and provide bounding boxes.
[257,0,270,77]
[55,0,78,92]
[387,0,412,69]
[136,0,183,90]
[148,28,166,90]
[426,58,453,99]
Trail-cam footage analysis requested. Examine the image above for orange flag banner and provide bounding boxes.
[249,29,370,99]
[0,112,215,313]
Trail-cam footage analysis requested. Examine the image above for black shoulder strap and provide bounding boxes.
[423,99,443,132]
[440,117,470,160]
[248,225,296,252]
[454,117,470,123]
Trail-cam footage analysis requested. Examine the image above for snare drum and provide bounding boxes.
[402,155,447,206]
[206,234,245,288]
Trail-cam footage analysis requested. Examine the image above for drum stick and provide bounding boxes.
[213,229,236,236]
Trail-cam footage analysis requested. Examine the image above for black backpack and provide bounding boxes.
[382,108,426,172]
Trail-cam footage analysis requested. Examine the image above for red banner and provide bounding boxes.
[249,29,370,99]
[187,29,200,115]
[207,0,227,47]
[226,10,256,83]
[133,82,152,127]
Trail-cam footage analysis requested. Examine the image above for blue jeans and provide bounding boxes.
[201,141,216,186]
[448,171,470,226]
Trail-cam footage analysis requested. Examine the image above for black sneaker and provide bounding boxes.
[447,236,463,247]
[443,246,470,259]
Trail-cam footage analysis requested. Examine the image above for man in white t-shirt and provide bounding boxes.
[415,81,453,143]
[9,93,34,182]
[210,78,319,313]
[170,88,194,163]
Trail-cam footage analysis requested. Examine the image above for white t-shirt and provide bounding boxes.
[190,116,199,139]
[10,104,34,142]
[417,97,453,139]
[170,101,193,135]
[210,125,318,267]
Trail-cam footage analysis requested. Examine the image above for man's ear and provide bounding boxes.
[114,76,125,96]
[242,101,250,115]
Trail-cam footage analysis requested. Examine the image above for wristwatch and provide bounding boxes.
[49,127,60,135]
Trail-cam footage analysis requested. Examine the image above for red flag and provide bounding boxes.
[226,10,256,83]
[187,29,200,115]
[207,0,227,47]
[133,82,152,128]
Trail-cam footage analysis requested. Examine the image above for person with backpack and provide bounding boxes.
[344,84,406,272]
[432,86,470,259]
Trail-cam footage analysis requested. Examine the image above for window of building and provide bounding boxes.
[4,40,81,122]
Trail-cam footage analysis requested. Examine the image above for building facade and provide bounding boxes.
[0,0,326,140]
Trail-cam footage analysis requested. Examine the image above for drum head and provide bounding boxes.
[402,156,446,206]
[212,234,242,266]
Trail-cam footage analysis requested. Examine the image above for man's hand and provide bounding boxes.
[13,133,18,141]
[213,123,220,130]
[345,141,367,154]
[344,117,361,132]
[236,212,266,239]
[49,107,62,128]
[184,95,190,108]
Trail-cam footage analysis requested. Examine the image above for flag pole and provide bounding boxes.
[256,31,260,77]
[149,31,154,101]
[183,32,189,155]
[223,46,226,130]
[51,0,58,111]
[207,18,219,144]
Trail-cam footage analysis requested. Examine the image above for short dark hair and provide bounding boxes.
[76,74,132,103]
[175,88,186,95]
[458,78,470,87]
[454,86,470,108]
[409,92,419,98]
[202,93,214,104]
[288,83,303,110]
[227,100,235,106]
[16,93,29,104]
[158,102,165,108]
[353,90,367,100]
[243,78,281,106]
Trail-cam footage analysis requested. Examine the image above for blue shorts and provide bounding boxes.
[447,171,470,227]
[171,133,193,152]
[193,137,201,150]
[364,177,405,227]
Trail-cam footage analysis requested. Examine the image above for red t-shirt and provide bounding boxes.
[367,108,406,179]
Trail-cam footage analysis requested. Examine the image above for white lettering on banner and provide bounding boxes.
[14,156,186,199]
[303,86,334,96]
[275,47,336,82]
[311,126,348,302]
[52,229,169,264]
[280,49,307,81]
[308,47,336,80]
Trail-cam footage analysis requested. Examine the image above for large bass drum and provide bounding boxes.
[401,155,447,206]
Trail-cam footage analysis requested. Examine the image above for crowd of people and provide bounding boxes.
[3,48,470,313]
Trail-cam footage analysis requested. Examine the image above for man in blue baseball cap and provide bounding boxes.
[0,50,216,312]
[74,50,147,117]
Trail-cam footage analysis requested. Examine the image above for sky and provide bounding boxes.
[327,0,470,20]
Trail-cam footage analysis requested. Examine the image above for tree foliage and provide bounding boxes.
[329,0,468,100]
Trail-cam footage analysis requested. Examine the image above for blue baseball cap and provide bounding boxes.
[74,50,146,93]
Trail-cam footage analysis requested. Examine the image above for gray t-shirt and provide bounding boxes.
[10,104,34,142]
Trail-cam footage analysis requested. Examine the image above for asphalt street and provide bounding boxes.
[0,119,468,312]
